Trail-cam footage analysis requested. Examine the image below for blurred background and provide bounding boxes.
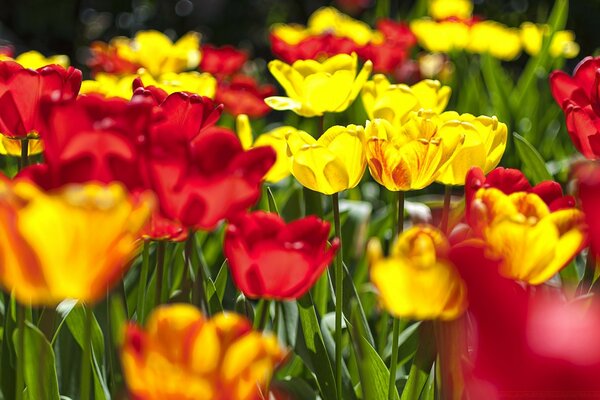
[0,0,599,75]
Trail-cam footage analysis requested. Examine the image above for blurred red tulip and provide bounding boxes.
[87,41,140,76]
[550,56,600,159]
[224,211,339,300]
[0,61,81,139]
[200,44,248,77]
[215,75,275,118]
[270,32,359,64]
[578,162,600,256]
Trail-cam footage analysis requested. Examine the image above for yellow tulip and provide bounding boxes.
[369,225,467,320]
[0,50,70,69]
[435,113,507,185]
[429,0,473,20]
[362,75,451,129]
[114,30,201,77]
[468,21,522,61]
[122,304,286,400]
[520,22,579,59]
[410,19,471,53]
[271,23,311,45]
[471,188,587,285]
[364,111,464,191]
[0,180,153,305]
[235,114,293,183]
[307,7,382,46]
[0,138,43,156]
[81,71,216,99]
[286,124,366,195]
[265,53,373,117]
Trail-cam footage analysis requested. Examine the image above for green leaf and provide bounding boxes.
[513,132,553,184]
[296,294,338,400]
[13,321,60,400]
[266,186,280,215]
[400,322,436,400]
[0,294,16,400]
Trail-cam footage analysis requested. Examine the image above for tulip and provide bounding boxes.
[199,44,248,76]
[307,7,379,46]
[435,113,507,186]
[577,162,600,256]
[410,19,471,54]
[224,211,339,300]
[0,50,70,69]
[0,179,153,305]
[361,75,451,129]
[369,225,467,320]
[469,187,587,284]
[87,41,140,76]
[0,61,81,140]
[364,112,464,191]
[265,53,372,117]
[521,22,579,59]
[286,124,366,195]
[216,75,276,118]
[550,56,600,159]
[270,31,360,64]
[122,304,286,400]
[467,21,522,61]
[428,0,473,20]
[113,30,201,77]
[236,114,293,183]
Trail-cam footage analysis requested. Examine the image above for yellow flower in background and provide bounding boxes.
[410,19,471,53]
[81,71,216,99]
[271,24,311,45]
[114,30,201,77]
[471,188,586,285]
[364,112,464,191]
[307,7,382,46]
[236,114,294,183]
[0,50,70,69]
[468,21,522,61]
[286,124,366,195]
[429,0,473,20]
[122,304,286,400]
[0,138,43,156]
[435,113,507,185]
[369,225,467,320]
[362,75,451,129]
[0,181,153,305]
[520,22,579,59]
[265,53,373,117]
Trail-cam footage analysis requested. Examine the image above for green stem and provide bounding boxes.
[332,193,343,399]
[19,139,29,170]
[155,241,167,305]
[190,234,210,315]
[253,299,271,331]
[79,304,93,400]
[136,240,150,323]
[388,191,405,400]
[15,303,25,400]
[440,186,452,234]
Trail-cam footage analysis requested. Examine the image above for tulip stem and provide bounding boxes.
[136,240,150,323]
[396,191,405,237]
[332,192,343,399]
[155,241,167,305]
[16,303,25,400]
[254,299,271,331]
[441,186,452,234]
[79,304,93,400]
[19,139,29,170]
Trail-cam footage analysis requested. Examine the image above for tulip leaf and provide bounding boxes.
[400,322,437,400]
[266,186,280,215]
[513,132,553,184]
[13,321,60,400]
[296,294,339,400]
[481,53,511,127]
[348,306,400,400]
[343,262,375,347]
[278,300,298,347]
[0,294,16,400]
[61,304,110,400]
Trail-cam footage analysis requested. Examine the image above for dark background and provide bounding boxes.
[0,0,599,74]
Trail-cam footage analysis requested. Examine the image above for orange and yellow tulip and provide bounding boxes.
[122,304,286,400]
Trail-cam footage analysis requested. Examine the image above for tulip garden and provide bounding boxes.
[0,0,599,398]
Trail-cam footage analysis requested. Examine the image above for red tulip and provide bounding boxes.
[270,32,359,64]
[376,19,417,48]
[87,41,140,76]
[451,242,600,398]
[578,162,600,256]
[199,44,248,77]
[215,74,275,118]
[224,211,339,300]
[0,61,81,138]
[550,56,600,159]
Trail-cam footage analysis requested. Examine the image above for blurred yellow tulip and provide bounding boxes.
[122,304,286,400]
[236,114,294,183]
[0,180,153,305]
[369,225,467,320]
[364,111,464,191]
[265,53,372,117]
[81,71,216,99]
[435,113,507,185]
[468,21,522,61]
[429,0,473,20]
[520,22,579,59]
[0,50,70,69]
[410,19,471,53]
[286,124,366,194]
[114,30,201,77]
[307,7,381,46]
[471,188,587,285]
[0,138,43,156]
[362,75,451,129]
